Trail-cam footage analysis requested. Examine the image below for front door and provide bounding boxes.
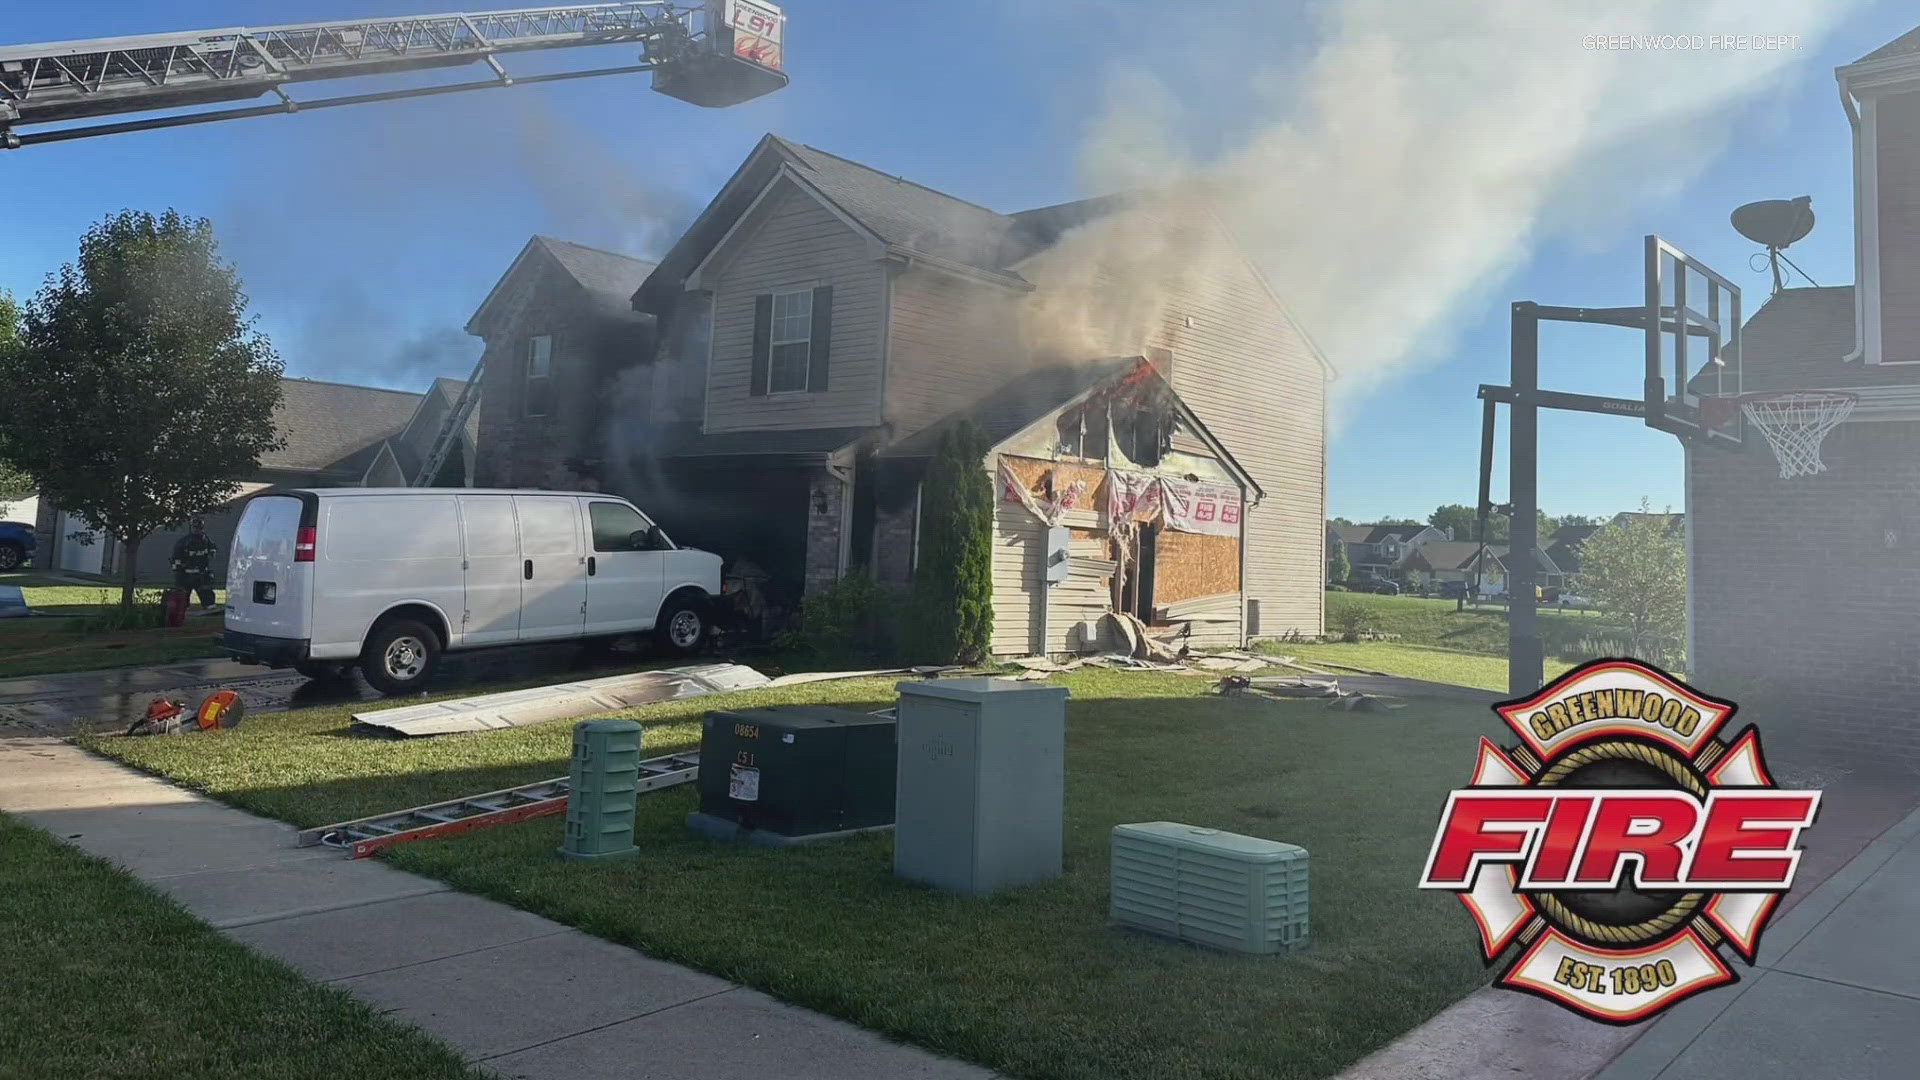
[458,495,522,646]
[584,499,664,635]
[513,495,587,641]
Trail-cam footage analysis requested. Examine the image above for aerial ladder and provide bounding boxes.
[0,1,787,484]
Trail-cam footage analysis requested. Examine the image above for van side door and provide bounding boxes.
[584,499,665,635]
[512,495,588,641]
[458,495,521,646]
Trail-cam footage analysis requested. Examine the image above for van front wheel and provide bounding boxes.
[654,595,708,656]
[361,619,440,695]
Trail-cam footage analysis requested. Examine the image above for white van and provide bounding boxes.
[223,489,722,694]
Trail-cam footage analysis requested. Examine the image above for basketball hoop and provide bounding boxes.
[1702,391,1856,479]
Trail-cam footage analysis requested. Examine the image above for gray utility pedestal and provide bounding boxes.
[893,678,1069,897]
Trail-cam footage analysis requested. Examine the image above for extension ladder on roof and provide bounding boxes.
[296,750,700,858]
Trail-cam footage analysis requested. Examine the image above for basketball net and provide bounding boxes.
[1703,391,1856,479]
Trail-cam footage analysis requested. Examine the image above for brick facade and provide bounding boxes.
[804,469,848,594]
[1689,420,1920,770]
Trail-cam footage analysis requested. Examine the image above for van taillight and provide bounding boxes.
[295,526,316,562]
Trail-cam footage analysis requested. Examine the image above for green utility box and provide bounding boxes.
[560,719,643,862]
[1110,822,1310,955]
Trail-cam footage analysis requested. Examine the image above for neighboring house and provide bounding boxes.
[472,134,1332,649]
[468,236,659,493]
[1404,541,1564,593]
[1544,523,1603,579]
[1689,22,1920,768]
[1328,523,1448,579]
[32,376,462,585]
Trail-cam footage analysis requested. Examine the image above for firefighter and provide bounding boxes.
[171,518,219,615]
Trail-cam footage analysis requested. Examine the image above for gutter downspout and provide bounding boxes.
[1841,71,1868,364]
[827,449,856,581]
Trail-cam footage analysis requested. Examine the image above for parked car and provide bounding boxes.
[1437,580,1468,600]
[1346,576,1400,595]
[223,489,723,694]
[0,521,35,572]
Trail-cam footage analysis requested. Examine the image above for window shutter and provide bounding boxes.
[750,293,772,396]
[808,284,833,392]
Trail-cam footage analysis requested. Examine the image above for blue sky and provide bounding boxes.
[2,1,1913,523]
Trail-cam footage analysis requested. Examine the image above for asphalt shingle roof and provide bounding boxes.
[264,379,422,474]
[1857,25,1920,64]
[770,137,1020,275]
[882,356,1145,459]
[535,237,656,306]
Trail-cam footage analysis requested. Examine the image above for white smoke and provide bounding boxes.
[1053,0,1864,407]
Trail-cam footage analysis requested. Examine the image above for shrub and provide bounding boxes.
[1329,597,1372,643]
[77,588,167,632]
[912,422,993,664]
[778,572,901,663]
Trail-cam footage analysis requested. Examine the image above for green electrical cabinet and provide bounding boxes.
[560,719,643,861]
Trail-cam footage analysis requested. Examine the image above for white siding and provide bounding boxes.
[703,179,886,432]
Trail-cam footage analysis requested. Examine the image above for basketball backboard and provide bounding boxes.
[1644,235,1743,446]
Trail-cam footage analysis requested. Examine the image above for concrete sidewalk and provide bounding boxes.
[0,737,996,1079]
[1594,797,1920,1080]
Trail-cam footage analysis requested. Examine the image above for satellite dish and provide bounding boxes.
[1731,196,1814,294]
[1731,196,1814,249]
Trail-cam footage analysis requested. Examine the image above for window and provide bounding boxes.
[589,501,652,552]
[524,335,553,417]
[768,289,813,393]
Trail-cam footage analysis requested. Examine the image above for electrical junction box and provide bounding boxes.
[1045,525,1072,584]
[894,678,1068,897]
[694,706,896,838]
[1110,822,1310,955]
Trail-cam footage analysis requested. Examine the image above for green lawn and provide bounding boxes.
[91,670,1505,1080]
[0,572,228,679]
[0,813,487,1080]
[1325,592,1630,658]
[1279,641,1575,693]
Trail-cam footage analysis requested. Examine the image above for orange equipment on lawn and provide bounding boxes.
[125,690,245,736]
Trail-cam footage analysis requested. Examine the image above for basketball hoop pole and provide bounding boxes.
[1509,302,1545,695]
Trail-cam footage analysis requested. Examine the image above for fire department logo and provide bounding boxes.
[1418,659,1820,1024]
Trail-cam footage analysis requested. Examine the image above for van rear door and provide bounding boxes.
[226,494,309,642]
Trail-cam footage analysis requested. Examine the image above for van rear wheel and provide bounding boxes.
[361,619,440,695]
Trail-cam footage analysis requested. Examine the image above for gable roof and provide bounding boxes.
[771,138,1018,274]
[1406,541,1494,572]
[1856,25,1920,64]
[467,235,658,333]
[883,356,1145,461]
[264,379,423,475]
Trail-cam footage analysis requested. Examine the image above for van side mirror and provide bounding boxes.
[645,525,669,550]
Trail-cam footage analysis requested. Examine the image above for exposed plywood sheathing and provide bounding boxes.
[1153,529,1241,605]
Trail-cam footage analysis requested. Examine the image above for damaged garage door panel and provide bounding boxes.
[351,663,772,737]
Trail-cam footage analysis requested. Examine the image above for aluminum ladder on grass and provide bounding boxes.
[296,750,700,858]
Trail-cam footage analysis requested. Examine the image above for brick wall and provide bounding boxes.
[804,469,847,594]
[1690,419,1920,770]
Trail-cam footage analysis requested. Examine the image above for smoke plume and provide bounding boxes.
[1038,0,1864,407]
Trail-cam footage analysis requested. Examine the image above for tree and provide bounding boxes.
[912,421,993,663]
[1328,536,1350,584]
[0,292,35,505]
[0,211,283,608]
[1554,513,1598,530]
[1572,500,1687,662]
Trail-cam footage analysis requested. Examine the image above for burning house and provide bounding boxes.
[469,135,1331,651]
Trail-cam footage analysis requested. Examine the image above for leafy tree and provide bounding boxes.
[0,292,35,505]
[1432,503,1500,542]
[1328,516,1355,528]
[913,421,993,663]
[0,211,283,608]
[1328,536,1350,584]
[1573,500,1687,661]
[1553,513,1598,530]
